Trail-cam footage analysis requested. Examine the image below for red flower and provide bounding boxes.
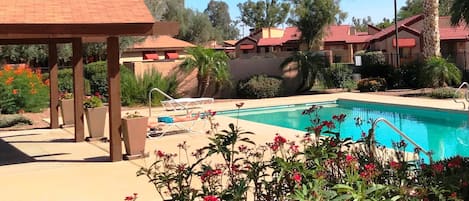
[155,150,165,158]
[270,143,279,151]
[289,143,299,153]
[432,163,444,173]
[313,125,323,135]
[329,140,336,147]
[346,155,355,163]
[450,192,457,198]
[235,102,244,108]
[365,163,376,171]
[389,161,401,170]
[274,134,287,145]
[203,195,219,201]
[332,114,346,122]
[448,156,462,169]
[322,120,335,129]
[292,171,302,183]
[238,145,248,153]
[12,89,18,95]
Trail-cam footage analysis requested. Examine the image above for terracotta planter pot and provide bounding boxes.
[85,106,107,140]
[122,116,149,159]
[59,99,74,126]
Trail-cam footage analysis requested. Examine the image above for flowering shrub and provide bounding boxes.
[0,64,49,114]
[83,93,103,109]
[137,104,469,200]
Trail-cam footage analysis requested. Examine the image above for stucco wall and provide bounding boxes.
[128,56,301,98]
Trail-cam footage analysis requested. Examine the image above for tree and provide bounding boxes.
[450,0,469,25]
[398,0,454,20]
[280,51,326,92]
[376,18,393,29]
[238,0,290,29]
[181,46,230,97]
[290,0,341,50]
[422,0,441,60]
[352,16,373,32]
[204,0,239,40]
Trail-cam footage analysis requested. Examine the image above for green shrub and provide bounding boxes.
[237,75,283,98]
[0,114,32,128]
[342,79,357,92]
[0,65,49,114]
[57,68,91,95]
[422,57,462,87]
[84,61,108,96]
[394,61,424,88]
[121,68,179,106]
[323,63,353,88]
[428,87,461,99]
[355,51,386,66]
[357,77,387,92]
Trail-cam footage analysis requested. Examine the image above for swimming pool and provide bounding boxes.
[222,99,469,161]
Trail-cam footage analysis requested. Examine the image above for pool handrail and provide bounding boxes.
[148,88,188,117]
[453,82,469,110]
[369,118,433,164]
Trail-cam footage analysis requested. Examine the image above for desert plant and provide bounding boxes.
[422,57,462,87]
[0,114,32,128]
[237,75,283,98]
[428,87,461,99]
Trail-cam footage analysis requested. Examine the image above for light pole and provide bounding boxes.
[394,0,400,67]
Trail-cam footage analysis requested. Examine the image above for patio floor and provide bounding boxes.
[0,92,466,201]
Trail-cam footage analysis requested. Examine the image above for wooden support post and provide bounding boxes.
[72,38,85,142]
[107,36,122,162]
[48,41,59,129]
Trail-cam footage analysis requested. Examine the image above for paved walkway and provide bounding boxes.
[0,93,466,201]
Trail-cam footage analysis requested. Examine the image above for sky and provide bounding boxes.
[186,0,407,33]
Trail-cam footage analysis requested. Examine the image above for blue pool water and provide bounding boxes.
[222,100,469,161]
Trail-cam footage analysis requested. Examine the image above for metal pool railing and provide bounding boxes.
[369,118,433,164]
[454,82,469,110]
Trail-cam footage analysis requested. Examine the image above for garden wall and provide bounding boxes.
[128,56,300,98]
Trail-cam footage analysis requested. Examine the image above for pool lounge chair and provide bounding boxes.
[147,114,203,139]
[149,87,214,112]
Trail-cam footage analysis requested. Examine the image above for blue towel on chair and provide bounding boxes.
[158,116,174,123]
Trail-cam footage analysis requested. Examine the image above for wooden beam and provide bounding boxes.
[48,41,59,129]
[0,38,72,45]
[72,38,85,142]
[107,36,122,162]
[0,23,154,36]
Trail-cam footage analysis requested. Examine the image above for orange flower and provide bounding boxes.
[3,65,12,72]
[14,66,25,75]
[30,89,37,94]
[12,89,18,94]
[0,71,3,77]
[5,76,14,85]
[44,79,50,86]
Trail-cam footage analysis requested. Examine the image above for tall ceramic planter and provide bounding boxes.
[59,99,74,126]
[84,106,107,141]
[122,116,149,159]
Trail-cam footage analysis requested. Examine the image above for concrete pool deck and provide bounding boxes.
[0,92,467,201]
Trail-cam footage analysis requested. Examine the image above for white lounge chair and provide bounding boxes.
[147,114,203,139]
[148,88,214,113]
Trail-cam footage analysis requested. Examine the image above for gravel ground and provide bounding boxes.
[0,88,438,131]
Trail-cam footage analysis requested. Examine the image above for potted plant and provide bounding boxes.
[121,111,148,160]
[84,94,107,141]
[59,92,74,127]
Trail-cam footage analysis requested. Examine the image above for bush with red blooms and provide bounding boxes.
[136,104,469,200]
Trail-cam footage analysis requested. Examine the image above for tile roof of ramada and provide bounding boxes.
[131,35,195,49]
[0,0,154,24]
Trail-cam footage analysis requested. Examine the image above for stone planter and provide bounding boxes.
[122,116,149,160]
[59,99,74,126]
[84,106,107,141]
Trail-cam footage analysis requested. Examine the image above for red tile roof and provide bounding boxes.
[370,15,423,41]
[324,25,370,43]
[224,40,238,46]
[0,0,154,24]
[258,38,284,46]
[283,27,301,41]
[132,35,195,49]
[440,27,469,40]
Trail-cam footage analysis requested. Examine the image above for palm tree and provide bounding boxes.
[422,57,461,87]
[181,46,230,97]
[280,51,326,92]
[450,0,469,25]
[422,0,441,60]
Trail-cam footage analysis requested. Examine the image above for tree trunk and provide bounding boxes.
[422,0,441,60]
[199,76,211,97]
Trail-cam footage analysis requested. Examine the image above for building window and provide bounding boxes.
[265,47,270,53]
